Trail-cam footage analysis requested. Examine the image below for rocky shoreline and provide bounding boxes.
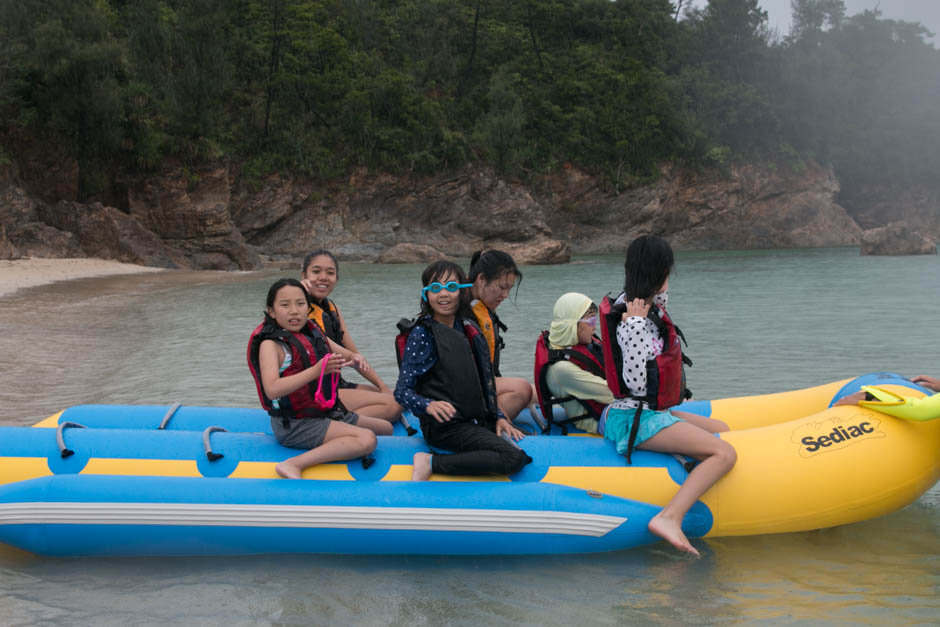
[1,162,936,270]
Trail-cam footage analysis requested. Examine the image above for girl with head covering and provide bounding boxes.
[535,293,613,433]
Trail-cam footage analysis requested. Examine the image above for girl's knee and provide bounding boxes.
[358,430,378,455]
[509,381,532,404]
[385,398,403,419]
[716,441,737,469]
[503,448,531,475]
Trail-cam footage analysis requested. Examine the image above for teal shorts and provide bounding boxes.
[600,406,683,455]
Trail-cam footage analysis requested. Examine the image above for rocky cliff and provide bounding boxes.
[537,163,862,252]
[2,160,935,268]
[232,168,568,264]
[839,183,940,237]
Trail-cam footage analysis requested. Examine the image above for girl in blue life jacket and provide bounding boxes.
[248,278,392,479]
[601,236,735,556]
[394,261,532,481]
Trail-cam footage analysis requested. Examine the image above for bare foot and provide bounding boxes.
[649,512,700,557]
[275,461,302,479]
[412,452,432,481]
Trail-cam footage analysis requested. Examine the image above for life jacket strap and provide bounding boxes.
[624,402,644,465]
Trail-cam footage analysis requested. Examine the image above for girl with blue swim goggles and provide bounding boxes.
[422,280,473,301]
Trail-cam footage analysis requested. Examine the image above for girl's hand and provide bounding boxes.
[911,375,940,392]
[496,418,525,441]
[426,400,456,422]
[318,353,349,374]
[299,277,316,295]
[624,298,650,320]
[349,353,373,375]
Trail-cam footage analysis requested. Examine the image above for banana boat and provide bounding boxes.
[0,372,936,557]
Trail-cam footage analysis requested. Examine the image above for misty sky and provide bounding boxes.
[688,1,940,41]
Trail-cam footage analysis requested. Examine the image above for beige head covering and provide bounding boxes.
[549,292,593,348]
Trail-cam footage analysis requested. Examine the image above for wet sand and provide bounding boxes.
[0,258,164,299]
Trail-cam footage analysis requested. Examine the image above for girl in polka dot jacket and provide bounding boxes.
[602,235,736,556]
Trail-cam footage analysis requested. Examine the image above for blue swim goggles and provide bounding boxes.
[421,281,473,301]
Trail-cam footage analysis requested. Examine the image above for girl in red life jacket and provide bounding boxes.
[468,250,538,423]
[603,236,735,556]
[300,249,403,425]
[254,278,392,479]
[394,261,531,481]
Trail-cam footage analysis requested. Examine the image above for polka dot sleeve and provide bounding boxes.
[610,314,661,410]
[393,323,437,415]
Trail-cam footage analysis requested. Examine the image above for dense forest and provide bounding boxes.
[0,0,937,201]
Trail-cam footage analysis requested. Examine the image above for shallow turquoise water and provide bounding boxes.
[0,248,937,624]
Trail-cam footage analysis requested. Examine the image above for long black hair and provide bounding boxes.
[468,249,522,303]
[419,260,473,319]
[623,235,674,300]
[469,249,522,284]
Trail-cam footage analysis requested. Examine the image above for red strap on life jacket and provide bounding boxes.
[598,295,630,399]
[395,317,481,366]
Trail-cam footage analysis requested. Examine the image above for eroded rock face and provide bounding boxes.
[128,168,262,270]
[0,181,83,258]
[38,201,185,267]
[1,167,262,270]
[538,163,862,252]
[7,158,936,270]
[376,243,447,264]
[860,222,938,255]
[493,237,571,265]
[237,167,570,263]
[840,184,940,239]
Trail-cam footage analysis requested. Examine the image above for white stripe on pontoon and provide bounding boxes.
[0,503,626,537]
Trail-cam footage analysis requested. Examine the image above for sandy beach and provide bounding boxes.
[0,257,165,299]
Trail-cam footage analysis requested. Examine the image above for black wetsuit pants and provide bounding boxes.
[423,419,532,476]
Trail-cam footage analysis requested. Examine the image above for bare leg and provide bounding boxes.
[638,422,737,555]
[412,452,432,481]
[275,421,378,479]
[495,376,533,421]
[356,414,394,435]
[339,387,403,422]
[671,409,729,433]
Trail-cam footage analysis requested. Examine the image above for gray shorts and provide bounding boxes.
[271,408,359,450]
